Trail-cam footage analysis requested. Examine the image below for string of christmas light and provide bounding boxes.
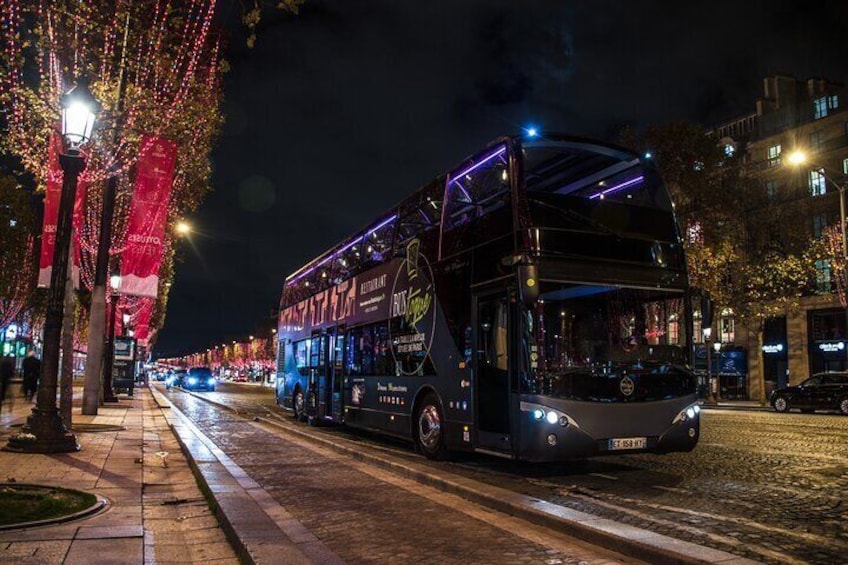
[1,0,225,348]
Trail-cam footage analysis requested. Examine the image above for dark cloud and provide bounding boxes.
[154,0,848,357]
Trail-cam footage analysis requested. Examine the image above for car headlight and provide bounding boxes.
[207,378,215,385]
[188,377,198,385]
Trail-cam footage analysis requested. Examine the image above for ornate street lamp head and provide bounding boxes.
[60,78,102,148]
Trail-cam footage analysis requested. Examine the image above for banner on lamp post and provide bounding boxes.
[120,135,177,298]
[38,132,64,288]
[39,131,88,289]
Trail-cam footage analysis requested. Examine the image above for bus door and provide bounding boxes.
[308,332,328,421]
[475,293,513,453]
[328,326,345,421]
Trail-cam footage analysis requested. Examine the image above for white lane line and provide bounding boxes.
[587,473,618,480]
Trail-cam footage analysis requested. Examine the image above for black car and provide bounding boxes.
[182,367,217,392]
[770,372,848,415]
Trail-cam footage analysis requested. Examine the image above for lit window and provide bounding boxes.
[766,179,778,201]
[813,213,827,238]
[813,95,839,119]
[720,312,735,344]
[693,310,702,344]
[810,168,827,197]
[815,259,831,293]
[843,157,848,176]
[668,314,679,345]
[768,144,781,167]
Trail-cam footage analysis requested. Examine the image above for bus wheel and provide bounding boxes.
[293,389,306,421]
[839,397,848,416]
[416,393,447,460]
[307,391,319,427]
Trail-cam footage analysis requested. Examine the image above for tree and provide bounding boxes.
[0,172,37,329]
[622,122,817,403]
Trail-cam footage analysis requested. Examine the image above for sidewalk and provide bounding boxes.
[0,388,238,564]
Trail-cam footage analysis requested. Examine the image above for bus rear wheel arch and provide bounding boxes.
[414,391,448,460]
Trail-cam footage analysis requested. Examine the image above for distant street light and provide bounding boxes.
[175,220,192,236]
[7,80,100,453]
[788,150,846,260]
[102,274,122,403]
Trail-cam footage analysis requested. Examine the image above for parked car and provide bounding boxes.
[770,372,848,415]
[165,369,187,390]
[183,367,217,392]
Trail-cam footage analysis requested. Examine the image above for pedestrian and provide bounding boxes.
[21,350,40,402]
[0,355,14,413]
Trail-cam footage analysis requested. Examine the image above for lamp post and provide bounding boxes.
[6,80,100,453]
[102,274,122,403]
[713,341,723,401]
[703,326,715,404]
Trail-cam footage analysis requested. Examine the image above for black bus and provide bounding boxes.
[275,134,700,461]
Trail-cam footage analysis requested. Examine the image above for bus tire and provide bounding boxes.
[415,393,448,460]
[307,391,319,427]
[293,388,306,422]
[839,397,848,416]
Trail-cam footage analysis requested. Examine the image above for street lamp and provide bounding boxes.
[7,80,100,453]
[713,341,723,401]
[703,326,715,404]
[175,220,192,236]
[102,274,122,403]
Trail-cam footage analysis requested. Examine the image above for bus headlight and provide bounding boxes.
[533,409,545,421]
[673,403,701,425]
[545,411,559,425]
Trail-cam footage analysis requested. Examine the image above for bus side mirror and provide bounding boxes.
[518,264,539,307]
[700,296,714,328]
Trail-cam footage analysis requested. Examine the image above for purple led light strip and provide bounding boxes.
[588,175,644,200]
[449,145,507,184]
[286,214,398,285]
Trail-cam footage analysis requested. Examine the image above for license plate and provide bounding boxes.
[608,437,647,451]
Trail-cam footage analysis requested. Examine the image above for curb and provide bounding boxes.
[151,387,342,565]
[174,387,754,565]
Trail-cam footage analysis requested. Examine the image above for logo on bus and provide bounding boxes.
[619,376,635,397]
[390,239,436,376]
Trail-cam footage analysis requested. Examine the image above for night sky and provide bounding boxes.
[154,0,848,358]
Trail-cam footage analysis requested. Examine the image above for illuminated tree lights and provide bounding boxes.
[0,0,224,345]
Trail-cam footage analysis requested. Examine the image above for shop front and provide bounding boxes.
[808,309,848,374]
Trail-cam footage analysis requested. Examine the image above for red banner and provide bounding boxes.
[71,173,88,289]
[134,298,154,347]
[38,132,64,287]
[38,131,87,288]
[120,135,177,298]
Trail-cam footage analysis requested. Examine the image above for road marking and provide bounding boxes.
[588,473,618,480]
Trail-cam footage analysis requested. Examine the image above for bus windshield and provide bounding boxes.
[521,286,694,401]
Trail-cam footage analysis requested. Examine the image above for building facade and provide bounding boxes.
[708,75,848,400]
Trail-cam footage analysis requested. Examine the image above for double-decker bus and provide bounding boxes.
[275,134,700,461]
